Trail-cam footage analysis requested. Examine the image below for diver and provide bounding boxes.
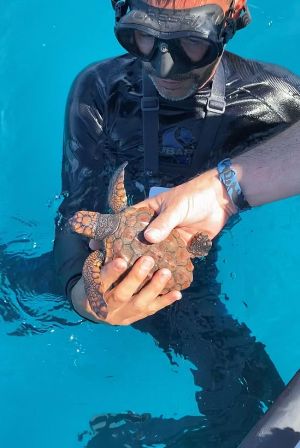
[56,0,300,325]
[51,0,300,445]
[3,0,300,447]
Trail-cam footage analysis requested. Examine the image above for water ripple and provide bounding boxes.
[0,235,82,337]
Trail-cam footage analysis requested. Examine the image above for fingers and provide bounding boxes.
[147,290,182,315]
[121,289,181,325]
[111,256,155,302]
[144,210,180,243]
[133,269,182,310]
[133,195,176,243]
[90,256,182,326]
[100,258,128,291]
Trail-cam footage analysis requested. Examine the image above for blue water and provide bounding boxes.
[0,1,300,447]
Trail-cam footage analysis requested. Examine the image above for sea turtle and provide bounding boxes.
[69,162,212,319]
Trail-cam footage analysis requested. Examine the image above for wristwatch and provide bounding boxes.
[217,158,251,211]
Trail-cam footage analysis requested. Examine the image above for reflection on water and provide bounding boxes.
[0,236,81,337]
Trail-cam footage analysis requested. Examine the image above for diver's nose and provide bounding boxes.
[152,42,174,78]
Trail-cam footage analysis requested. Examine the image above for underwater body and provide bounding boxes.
[1,1,300,447]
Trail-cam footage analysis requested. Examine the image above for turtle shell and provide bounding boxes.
[104,206,194,293]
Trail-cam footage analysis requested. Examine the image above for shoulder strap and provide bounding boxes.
[141,61,227,188]
[142,71,160,186]
[190,61,226,175]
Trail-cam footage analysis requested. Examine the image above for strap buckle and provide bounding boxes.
[141,97,160,112]
[206,97,226,114]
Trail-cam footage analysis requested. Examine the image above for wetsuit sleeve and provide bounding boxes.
[259,61,300,121]
[219,54,300,162]
[53,66,110,299]
[238,56,300,123]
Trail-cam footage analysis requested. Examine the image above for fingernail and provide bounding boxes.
[160,269,171,278]
[141,257,154,270]
[144,229,161,241]
[175,292,182,300]
[89,240,98,250]
[115,259,127,271]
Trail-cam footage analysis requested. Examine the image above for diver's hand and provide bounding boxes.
[71,256,181,325]
[135,169,237,244]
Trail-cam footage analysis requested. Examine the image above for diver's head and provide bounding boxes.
[112,0,250,100]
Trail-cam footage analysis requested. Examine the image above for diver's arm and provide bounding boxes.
[136,121,300,244]
[53,66,108,302]
[233,120,300,206]
[233,62,300,205]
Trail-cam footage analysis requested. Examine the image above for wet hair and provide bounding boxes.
[143,0,235,10]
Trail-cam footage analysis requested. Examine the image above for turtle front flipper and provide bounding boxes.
[187,232,212,257]
[108,161,128,213]
[83,250,108,319]
[69,211,120,241]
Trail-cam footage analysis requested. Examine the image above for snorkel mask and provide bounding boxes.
[111,0,251,80]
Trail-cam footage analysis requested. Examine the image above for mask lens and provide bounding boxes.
[116,25,221,74]
[179,37,211,63]
[134,30,155,56]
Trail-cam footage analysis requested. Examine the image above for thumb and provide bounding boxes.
[144,209,180,243]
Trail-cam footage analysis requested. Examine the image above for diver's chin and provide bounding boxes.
[149,76,198,102]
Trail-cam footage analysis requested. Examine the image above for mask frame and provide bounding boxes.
[111,0,251,77]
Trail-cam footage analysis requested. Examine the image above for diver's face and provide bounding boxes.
[149,68,206,101]
[134,30,210,101]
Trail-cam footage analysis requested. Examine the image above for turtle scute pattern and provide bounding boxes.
[70,211,98,239]
[105,206,195,294]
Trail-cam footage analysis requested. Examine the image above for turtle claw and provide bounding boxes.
[82,250,108,319]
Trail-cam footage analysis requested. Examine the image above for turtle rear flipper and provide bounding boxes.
[83,250,108,319]
[69,211,120,240]
[187,233,212,257]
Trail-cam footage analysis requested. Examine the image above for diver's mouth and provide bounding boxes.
[153,78,183,89]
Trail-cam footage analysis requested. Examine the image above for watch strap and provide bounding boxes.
[217,158,251,211]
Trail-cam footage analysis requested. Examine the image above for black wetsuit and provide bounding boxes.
[54,51,300,299]
[6,51,300,447]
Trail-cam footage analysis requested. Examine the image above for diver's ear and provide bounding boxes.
[232,0,247,16]
[232,0,251,29]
